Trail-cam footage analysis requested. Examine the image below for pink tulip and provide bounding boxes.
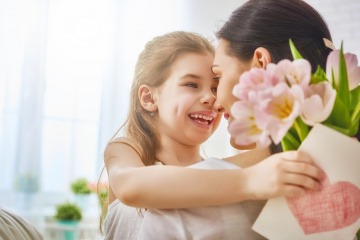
[274,59,312,89]
[229,101,272,148]
[233,68,269,102]
[326,50,360,90]
[257,83,303,144]
[301,82,336,126]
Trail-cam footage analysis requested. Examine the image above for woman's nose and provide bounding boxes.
[213,100,224,113]
[201,91,224,113]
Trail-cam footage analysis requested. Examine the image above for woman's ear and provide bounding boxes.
[138,84,157,112]
[251,47,271,69]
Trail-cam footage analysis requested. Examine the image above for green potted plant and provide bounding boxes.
[70,178,92,210]
[54,202,82,240]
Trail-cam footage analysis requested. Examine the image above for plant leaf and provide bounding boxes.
[350,85,360,111]
[289,39,303,60]
[293,118,310,142]
[323,122,350,136]
[323,93,351,129]
[349,119,359,136]
[351,102,360,124]
[281,130,300,150]
[337,42,351,109]
[311,66,328,84]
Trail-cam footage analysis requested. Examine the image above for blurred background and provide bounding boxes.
[0,0,359,238]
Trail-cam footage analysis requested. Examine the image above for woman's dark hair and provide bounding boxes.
[216,0,335,153]
[216,0,332,71]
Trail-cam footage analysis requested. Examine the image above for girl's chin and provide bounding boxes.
[230,137,256,150]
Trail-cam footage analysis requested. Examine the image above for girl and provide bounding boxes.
[103,30,323,239]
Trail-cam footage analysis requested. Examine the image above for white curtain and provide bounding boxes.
[0,0,48,191]
[1,0,236,194]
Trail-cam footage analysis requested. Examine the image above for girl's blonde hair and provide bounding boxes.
[122,31,214,165]
[99,31,215,233]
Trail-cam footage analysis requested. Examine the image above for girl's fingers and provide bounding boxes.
[282,161,325,181]
[282,185,306,198]
[281,173,320,190]
[279,150,313,163]
[278,150,326,181]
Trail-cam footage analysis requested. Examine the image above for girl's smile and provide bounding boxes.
[188,110,217,129]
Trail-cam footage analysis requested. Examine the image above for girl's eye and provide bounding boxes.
[211,86,218,94]
[185,83,198,88]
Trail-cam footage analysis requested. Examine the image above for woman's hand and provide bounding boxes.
[245,150,325,200]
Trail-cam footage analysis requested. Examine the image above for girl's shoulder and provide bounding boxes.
[105,137,141,159]
[108,136,132,145]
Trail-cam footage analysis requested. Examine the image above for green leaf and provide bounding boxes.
[337,43,351,109]
[322,122,350,136]
[311,66,328,84]
[289,39,303,60]
[349,119,359,136]
[71,178,91,194]
[293,118,310,142]
[281,130,300,150]
[350,85,360,111]
[55,202,82,221]
[323,93,351,129]
[351,102,360,124]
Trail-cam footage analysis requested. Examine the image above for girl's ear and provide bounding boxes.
[138,84,158,112]
[251,47,271,69]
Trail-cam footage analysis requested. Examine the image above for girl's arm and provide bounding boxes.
[105,139,324,209]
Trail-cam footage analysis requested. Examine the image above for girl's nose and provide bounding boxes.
[201,91,216,106]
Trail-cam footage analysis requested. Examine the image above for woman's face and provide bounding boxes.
[212,39,255,149]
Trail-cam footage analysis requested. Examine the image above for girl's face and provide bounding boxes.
[212,39,255,149]
[154,52,222,146]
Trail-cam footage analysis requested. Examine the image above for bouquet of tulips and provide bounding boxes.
[229,40,360,151]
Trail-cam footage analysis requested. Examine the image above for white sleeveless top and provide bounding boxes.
[104,199,143,240]
[137,158,267,240]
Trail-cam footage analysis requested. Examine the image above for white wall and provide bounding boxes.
[305,0,360,57]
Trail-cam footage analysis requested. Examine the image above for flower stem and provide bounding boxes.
[281,131,300,150]
[293,118,309,142]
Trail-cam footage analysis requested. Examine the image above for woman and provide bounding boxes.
[138,0,334,239]
[212,0,333,153]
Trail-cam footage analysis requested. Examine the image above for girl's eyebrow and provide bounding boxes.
[179,73,201,80]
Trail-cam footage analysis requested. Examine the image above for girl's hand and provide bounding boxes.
[245,150,325,199]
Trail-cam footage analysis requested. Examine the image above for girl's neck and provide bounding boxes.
[156,137,202,167]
